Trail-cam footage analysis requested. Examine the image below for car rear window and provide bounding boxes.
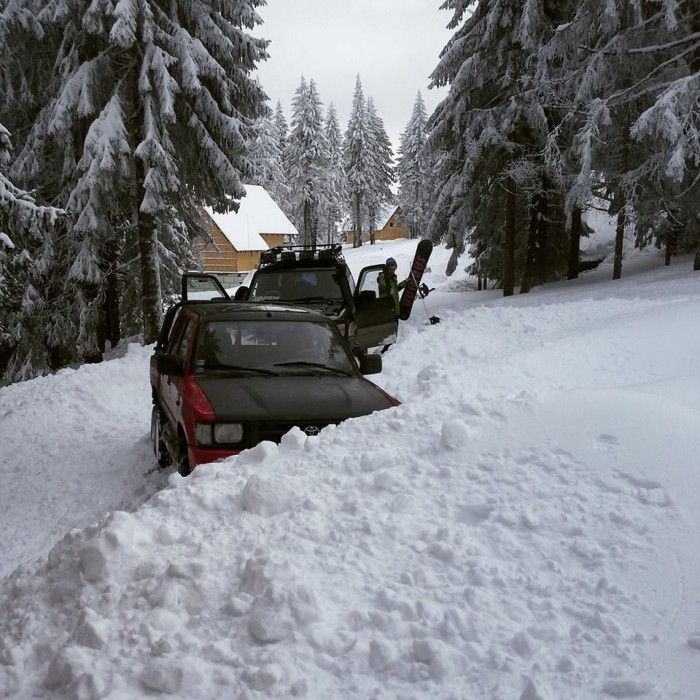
[248,269,343,302]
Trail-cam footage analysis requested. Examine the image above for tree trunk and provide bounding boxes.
[503,178,516,297]
[520,195,539,294]
[128,64,162,344]
[81,284,106,364]
[353,192,363,247]
[567,206,582,280]
[104,242,121,348]
[613,205,625,280]
[535,182,548,285]
[613,117,630,281]
[665,221,679,266]
[137,209,163,344]
[303,199,313,247]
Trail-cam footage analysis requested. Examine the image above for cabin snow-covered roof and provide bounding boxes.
[377,203,400,229]
[204,185,297,252]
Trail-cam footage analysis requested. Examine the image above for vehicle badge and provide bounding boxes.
[303,426,320,437]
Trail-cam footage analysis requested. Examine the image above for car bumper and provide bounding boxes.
[189,445,243,467]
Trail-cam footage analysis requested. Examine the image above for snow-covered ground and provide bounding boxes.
[1,234,700,699]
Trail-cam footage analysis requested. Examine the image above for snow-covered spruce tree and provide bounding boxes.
[428,0,570,293]
[619,1,700,264]
[397,91,430,239]
[0,1,70,379]
[319,103,348,245]
[271,100,294,220]
[248,112,291,214]
[286,77,329,246]
[274,100,289,160]
[539,0,699,279]
[364,98,395,245]
[4,0,268,359]
[0,121,65,382]
[344,76,372,248]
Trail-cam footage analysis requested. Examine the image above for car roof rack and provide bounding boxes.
[260,243,344,266]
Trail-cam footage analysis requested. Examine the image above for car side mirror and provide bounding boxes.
[157,353,184,376]
[234,285,249,300]
[358,289,376,302]
[359,353,382,375]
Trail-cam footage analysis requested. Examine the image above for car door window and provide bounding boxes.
[176,319,194,364]
[167,314,194,358]
[358,268,385,297]
[344,267,356,296]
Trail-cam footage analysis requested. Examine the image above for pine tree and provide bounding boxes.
[398,91,430,238]
[428,1,572,289]
[320,104,348,244]
[286,77,329,246]
[344,76,371,247]
[613,2,699,265]
[1,0,268,376]
[274,101,289,157]
[248,113,291,214]
[542,0,700,278]
[364,98,395,245]
[0,121,64,381]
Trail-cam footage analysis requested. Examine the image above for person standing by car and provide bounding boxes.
[378,257,406,317]
[377,257,407,354]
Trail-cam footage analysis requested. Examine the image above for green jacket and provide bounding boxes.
[378,269,406,316]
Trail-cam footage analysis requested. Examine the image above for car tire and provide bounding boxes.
[151,406,172,468]
[177,430,192,477]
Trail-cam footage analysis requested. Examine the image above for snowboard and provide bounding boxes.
[398,239,433,321]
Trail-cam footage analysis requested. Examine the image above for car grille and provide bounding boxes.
[253,420,337,444]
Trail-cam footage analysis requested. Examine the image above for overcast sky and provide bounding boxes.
[252,1,453,155]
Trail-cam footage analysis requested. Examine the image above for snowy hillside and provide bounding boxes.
[1,238,700,699]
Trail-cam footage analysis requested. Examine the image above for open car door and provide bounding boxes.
[354,264,399,350]
[181,272,230,301]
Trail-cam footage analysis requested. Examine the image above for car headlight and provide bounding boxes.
[214,423,244,444]
[195,422,243,446]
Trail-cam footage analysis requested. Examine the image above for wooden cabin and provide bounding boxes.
[344,205,410,244]
[193,185,298,287]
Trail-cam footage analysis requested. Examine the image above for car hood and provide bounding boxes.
[196,374,394,420]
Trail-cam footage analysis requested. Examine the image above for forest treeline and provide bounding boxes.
[1,0,698,384]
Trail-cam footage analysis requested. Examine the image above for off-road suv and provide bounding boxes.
[237,244,398,353]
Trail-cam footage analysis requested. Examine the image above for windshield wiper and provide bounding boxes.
[273,361,353,376]
[200,362,279,376]
[287,296,338,305]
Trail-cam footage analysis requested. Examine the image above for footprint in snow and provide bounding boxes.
[594,434,620,452]
[616,471,672,507]
[602,678,654,697]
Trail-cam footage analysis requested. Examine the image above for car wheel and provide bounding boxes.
[177,430,192,477]
[151,406,172,468]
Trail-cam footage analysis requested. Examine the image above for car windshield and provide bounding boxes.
[193,319,356,375]
[248,269,344,305]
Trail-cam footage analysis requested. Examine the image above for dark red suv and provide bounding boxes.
[150,286,399,475]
